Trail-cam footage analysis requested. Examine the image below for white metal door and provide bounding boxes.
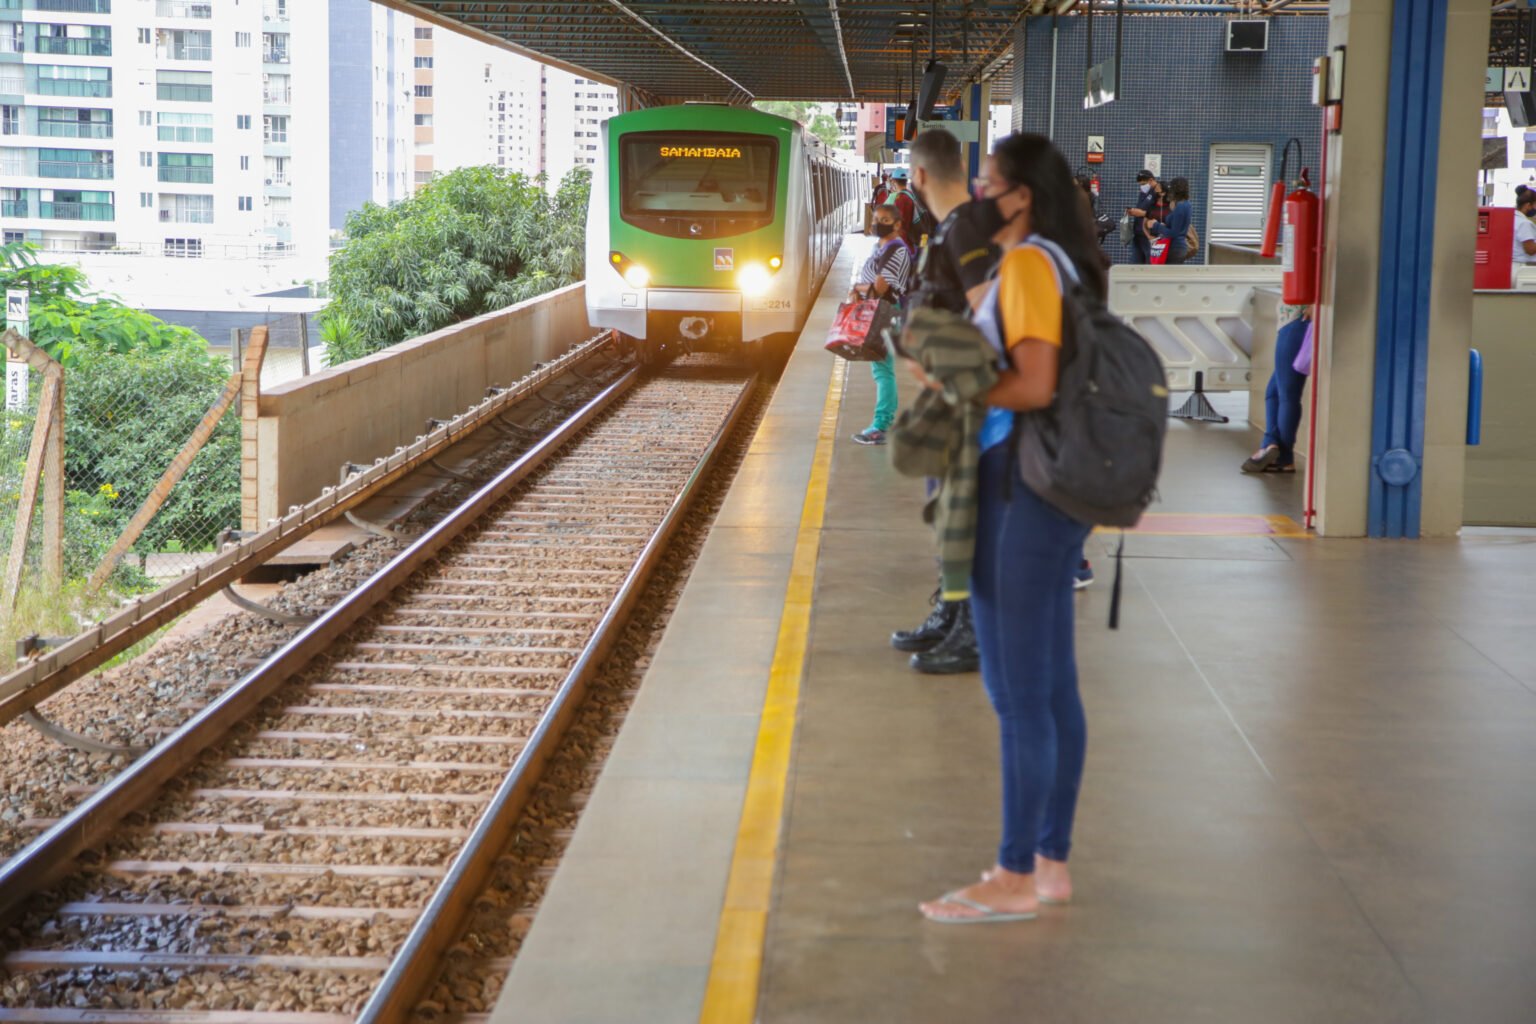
[1207,143,1272,247]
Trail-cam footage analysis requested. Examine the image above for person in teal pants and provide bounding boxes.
[851,205,913,445]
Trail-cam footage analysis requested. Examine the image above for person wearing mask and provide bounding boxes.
[916,133,1102,925]
[886,168,917,240]
[1125,169,1158,264]
[1513,189,1536,269]
[890,127,999,675]
[1150,176,1193,265]
[849,204,913,446]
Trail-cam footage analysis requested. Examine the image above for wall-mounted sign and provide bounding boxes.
[1143,153,1162,178]
[917,120,980,143]
[1087,135,1105,164]
[1506,67,1532,93]
[1488,67,1507,92]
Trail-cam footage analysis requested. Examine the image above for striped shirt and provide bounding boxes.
[856,237,913,297]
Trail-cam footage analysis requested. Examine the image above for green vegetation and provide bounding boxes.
[1,242,205,369]
[2,241,238,644]
[752,101,846,150]
[321,166,592,364]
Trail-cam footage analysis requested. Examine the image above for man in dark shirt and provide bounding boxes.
[1127,169,1159,264]
[890,127,1003,675]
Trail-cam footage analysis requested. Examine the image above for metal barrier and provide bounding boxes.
[1108,265,1280,415]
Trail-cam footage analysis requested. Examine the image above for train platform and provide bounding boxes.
[493,239,1536,1023]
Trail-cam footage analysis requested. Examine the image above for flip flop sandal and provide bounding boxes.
[920,891,1038,925]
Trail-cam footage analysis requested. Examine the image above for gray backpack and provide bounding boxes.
[1012,250,1168,530]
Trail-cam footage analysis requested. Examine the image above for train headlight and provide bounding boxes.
[622,263,651,289]
[768,255,783,270]
[738,262,773,297]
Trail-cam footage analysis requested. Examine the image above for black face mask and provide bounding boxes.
[967,186,1020,236]
[873,221,897,238]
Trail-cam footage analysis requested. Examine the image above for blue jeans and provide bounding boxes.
[1263,317,1309,465]
[970,445,1093,873]
[868,345,897,432]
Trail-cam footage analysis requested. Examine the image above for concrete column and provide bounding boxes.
[1314,0,1489,536]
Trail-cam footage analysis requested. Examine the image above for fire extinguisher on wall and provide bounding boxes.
[1260,137,1304,259]
[1282,168,1320,305]
[1089,172,1100,199]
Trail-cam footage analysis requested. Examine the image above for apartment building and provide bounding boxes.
[0,0,410,277]
[410,18,614,191]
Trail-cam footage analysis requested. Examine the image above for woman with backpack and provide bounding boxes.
[1150,176,1194,265]
[848,204,913,445]
[918,133,1104,925]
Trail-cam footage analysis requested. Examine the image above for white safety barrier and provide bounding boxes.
[1107,265,1282,394]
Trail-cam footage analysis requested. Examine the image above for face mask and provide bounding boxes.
[968,186,1020,236]
[873,221,896,238]
[1140,183,1152,194]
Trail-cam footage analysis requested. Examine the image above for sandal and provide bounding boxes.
[920,890,1038,925]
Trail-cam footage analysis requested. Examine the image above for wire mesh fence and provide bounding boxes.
[3,347,243,599]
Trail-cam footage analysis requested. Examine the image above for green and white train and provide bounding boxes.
[585,104,865,363]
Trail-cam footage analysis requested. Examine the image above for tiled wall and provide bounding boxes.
[1009,16,1328,263]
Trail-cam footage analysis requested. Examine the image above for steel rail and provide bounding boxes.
[356,369,761,1023]
[0,368,640,925]
[0,333,616,730]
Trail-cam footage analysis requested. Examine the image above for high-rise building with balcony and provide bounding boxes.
[410,17,615,192]
[0,0,412,279]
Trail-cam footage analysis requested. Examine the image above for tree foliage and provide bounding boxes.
[1,241,239,582]
[1,242,206,368]
[753,102,848,150]
[321,166,591,364]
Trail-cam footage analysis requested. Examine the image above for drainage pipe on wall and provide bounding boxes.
[1048,16,1059,139]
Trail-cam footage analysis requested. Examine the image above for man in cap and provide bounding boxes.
[1125,168,1159,264]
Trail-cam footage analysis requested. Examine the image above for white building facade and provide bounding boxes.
[0,0,410,281]
[411,19,615,190]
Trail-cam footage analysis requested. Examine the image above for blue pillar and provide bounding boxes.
[1367,0,1448,538]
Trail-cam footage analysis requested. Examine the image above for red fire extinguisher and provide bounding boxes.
[1282,168,1320,305]
[1260,138,1304,259]
[1089,172,1100,199]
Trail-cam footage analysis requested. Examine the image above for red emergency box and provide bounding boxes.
[1476,206,1515,290]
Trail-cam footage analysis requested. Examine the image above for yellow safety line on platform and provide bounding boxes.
[698,357,845,1024]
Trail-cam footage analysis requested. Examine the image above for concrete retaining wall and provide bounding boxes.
[248,283,591,527]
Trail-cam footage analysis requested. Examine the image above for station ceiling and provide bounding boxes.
[387,2,1330,107]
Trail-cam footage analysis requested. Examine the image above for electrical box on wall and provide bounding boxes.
[1226,20,1269,52]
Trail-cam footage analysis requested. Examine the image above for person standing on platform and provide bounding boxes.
[889,127,1000,675]
[848,204,913,446]
[1149,176,1193,265]
[1513,189,1536,267]
[1243,306,1311,474]
[1125,169,1158,264]
[886,168,917,240]
[918,133,1102,925]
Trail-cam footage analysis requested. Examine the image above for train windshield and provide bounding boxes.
[619,132,778,237]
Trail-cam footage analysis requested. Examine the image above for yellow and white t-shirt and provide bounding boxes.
[974,239,1071,451]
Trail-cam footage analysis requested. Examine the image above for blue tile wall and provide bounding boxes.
[1009,16,1328,263]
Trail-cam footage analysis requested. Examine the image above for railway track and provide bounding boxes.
[0,358,758,1022]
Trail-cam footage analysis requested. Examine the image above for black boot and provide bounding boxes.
[890,591,958,653]
[910,599,980,674]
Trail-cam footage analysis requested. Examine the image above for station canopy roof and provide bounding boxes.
[389,1,1325,108]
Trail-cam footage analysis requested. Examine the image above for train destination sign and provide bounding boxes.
[660,145,742,159]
